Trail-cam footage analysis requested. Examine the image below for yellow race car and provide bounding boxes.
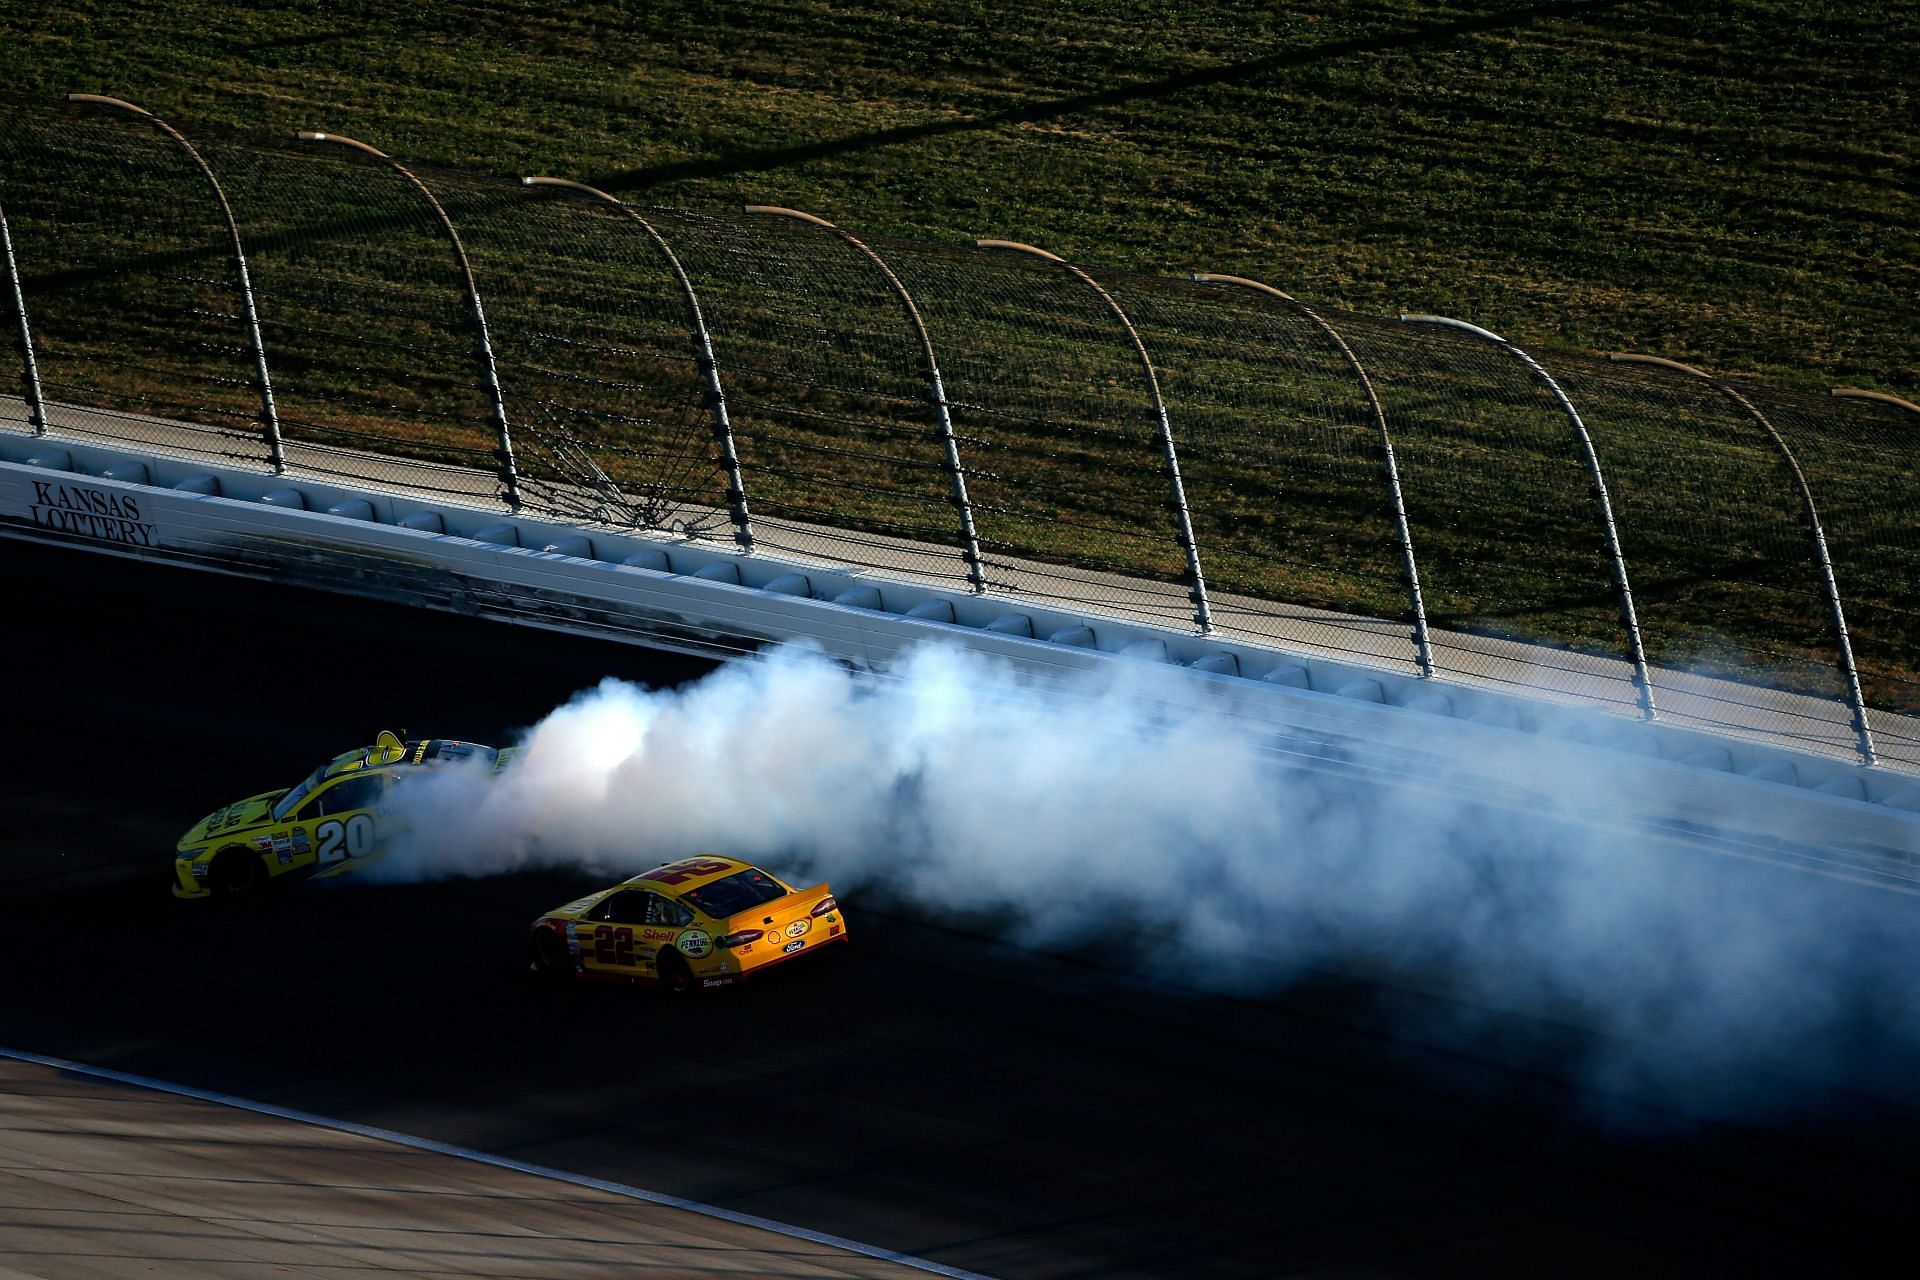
[529,856,847,992]
[173,731,511,898]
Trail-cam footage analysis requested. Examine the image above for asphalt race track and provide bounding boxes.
[4,538,1919,1278]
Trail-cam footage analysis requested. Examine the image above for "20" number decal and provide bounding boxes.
[316,814,376,865]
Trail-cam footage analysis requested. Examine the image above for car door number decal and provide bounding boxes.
[593,925,637,966]
[316,814,376,864]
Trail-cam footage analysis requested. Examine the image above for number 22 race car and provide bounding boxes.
[173,731,513,898]
[529,856,847,992]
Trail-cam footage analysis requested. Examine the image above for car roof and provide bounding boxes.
[320,733,494,781]
[622,855,755,893]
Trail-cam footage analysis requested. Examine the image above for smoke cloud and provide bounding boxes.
[379,642,1920,1116]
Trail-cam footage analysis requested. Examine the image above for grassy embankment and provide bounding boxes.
[0,1,1912,706]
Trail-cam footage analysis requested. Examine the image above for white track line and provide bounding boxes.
[0,1045,995,1280]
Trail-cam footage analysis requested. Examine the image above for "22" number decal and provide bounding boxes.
[645,858,733,885]
[593,925,636,966]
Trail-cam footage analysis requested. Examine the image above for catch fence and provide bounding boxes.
[3,97,1916,769]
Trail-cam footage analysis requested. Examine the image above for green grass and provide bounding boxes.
[0,0,1910,392]
[0,0,1915,718]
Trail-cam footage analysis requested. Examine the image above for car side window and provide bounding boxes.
[297,774,384,822]
[324,774,385,816]
[648,894,694,926]
[588,890,652,923]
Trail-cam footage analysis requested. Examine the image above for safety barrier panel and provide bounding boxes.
[5,430,1917,893]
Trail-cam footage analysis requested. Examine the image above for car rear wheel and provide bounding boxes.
[530,930,572,981]
[209,847,263,896]
[657,950,695,994]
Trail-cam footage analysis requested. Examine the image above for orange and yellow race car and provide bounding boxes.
[529,856,847,992]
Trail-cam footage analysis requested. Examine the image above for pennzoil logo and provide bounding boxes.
[784,918,811,938]
[677,930,712,958]
[28,481,158,547]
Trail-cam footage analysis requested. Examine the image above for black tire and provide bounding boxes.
[530,930,573,982]
[657,950,695,995]
[209,846,264,897]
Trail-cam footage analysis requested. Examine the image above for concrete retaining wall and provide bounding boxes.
[3,430,1916,886]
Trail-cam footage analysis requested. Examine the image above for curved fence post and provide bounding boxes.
[748,206,985,590]
[1611,353,1873,765]
[0,199,47,435]
[1831,387,1920,417]
[523,178,753,552]
[299,132,520,511]
[68,95,284,472]
[1195,273,1433,676]
[1400,314,1657,720]
[977,239,1212,633]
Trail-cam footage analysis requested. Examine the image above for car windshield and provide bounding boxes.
[271,766,328,821]
[681,869,789,920]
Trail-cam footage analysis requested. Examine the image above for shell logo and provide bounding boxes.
[764,929,782,946]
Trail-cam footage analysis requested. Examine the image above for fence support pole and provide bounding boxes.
[300,132,519,510]
[1400,314,1656,720]
[522,178,753,551]
[977,239,1212,633]
[1831,387,1920,417]
[1614,353,1874,765]
[0,200,47,436]
[1196,273,1433,677]
[68,95,284,472]
[749,206,985,590]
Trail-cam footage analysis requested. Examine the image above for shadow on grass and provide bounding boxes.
[588,0,1630,194]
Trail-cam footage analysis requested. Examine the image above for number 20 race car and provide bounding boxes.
[173,731,513,898]
[529,856,847,992]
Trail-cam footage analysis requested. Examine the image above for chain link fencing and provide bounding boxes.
[3,99,1915,769]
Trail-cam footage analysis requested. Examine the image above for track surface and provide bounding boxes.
[4,538,1919,1278]
[0,1056,946,1278]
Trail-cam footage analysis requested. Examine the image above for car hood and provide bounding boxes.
[177,790,288,849]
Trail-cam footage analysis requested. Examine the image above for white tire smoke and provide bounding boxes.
[379,642,1920,1113]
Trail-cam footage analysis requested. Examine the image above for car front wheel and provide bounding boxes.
[209,847,263,896]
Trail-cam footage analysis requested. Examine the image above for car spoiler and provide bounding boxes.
[724,882,836,931]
